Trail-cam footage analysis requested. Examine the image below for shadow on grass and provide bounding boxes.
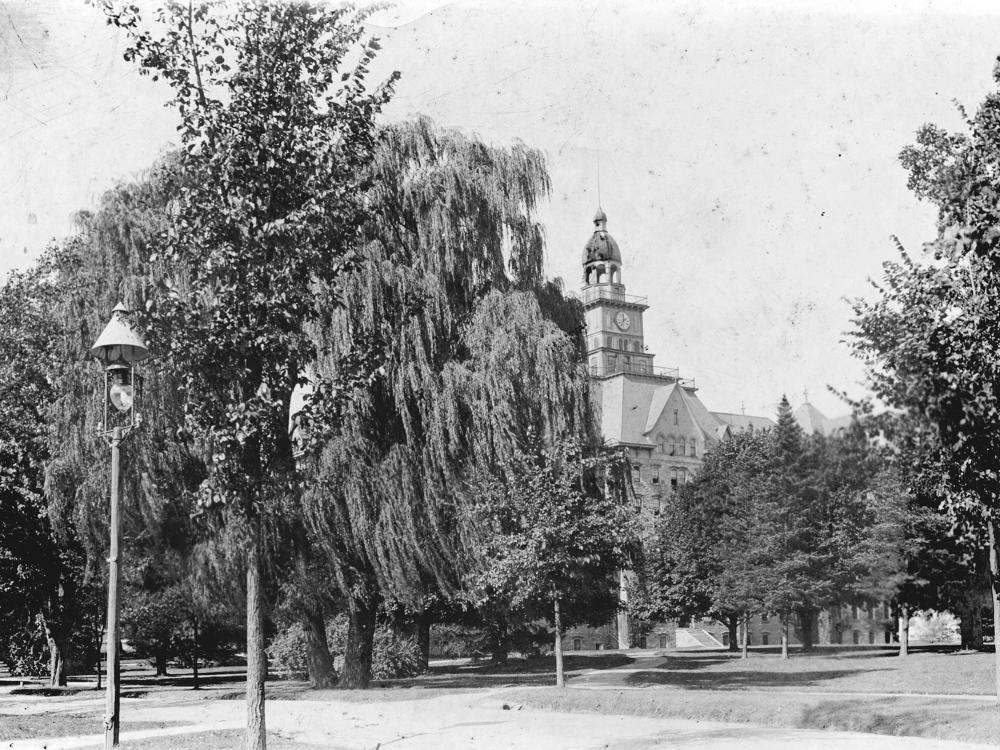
[428,654,635,677]
[120,671,247,689]
[798,698,963,736]
[624,667,876,690]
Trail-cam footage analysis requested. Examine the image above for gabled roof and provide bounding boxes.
[710,411,776,432]
[793,402,854,436]
[644,383,678,434]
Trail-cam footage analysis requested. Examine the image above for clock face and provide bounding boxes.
[615,311,632,331]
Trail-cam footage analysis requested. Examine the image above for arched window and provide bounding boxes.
[573,637,582,651]
[633,341,642,352]
[689,440,697,457]
[656,434,666,453]
[667,436,676,456]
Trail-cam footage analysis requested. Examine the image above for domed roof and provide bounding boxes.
[583,208,621,265]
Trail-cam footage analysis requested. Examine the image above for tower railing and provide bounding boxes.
[589,361,695,387]
[580,287,648,306]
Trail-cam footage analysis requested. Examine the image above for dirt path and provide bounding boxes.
[4,689,997,750]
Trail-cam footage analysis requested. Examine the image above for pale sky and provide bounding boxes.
[4,0,1000,419]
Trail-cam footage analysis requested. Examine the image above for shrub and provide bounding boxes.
[371,627,421,679]
[6,622,49,677]
[268,615,422,681]
[267,622,310,679]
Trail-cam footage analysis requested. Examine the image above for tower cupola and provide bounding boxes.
[583,208,622,286]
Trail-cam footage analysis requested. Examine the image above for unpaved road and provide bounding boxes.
[3,689,997,750]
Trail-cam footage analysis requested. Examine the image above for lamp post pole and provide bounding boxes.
[104,425,122,750]
[90,302,149,750]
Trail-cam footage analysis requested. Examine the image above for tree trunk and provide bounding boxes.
[616,570,631,649]
[192,618,200,690]
[96,651,102,691]
[155,651,169,677]
[898,604,910,658]
[987,517,1000,703]
[406,612,431,673]
[727,614,738,652]
[341,594,377,689]
[416,617,431,673]
[554,596,565,688]
[489,620,509,666]
[741,614,749,660]
[796,609,812,651]
[302,607,336,688]
[246,537,266,750]
[780,614,789,659]
[40,616,68,687]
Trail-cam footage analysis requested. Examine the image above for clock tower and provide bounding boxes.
[581,209,655,376]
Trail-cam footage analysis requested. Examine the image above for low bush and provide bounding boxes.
[269,615,422,682]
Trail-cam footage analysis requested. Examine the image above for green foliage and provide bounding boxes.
[464,437,636,632]
[430,624,491,659]
[5,619,49,677]
[301,118,585,626]
[267,615,420,681]
[101,1,398,518]
[266,621,315,680]
[634,426,773,623]
[638,397,888,630]
[370,627,422,680]
[853,63,1000,510]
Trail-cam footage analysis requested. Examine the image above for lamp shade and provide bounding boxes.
[90,302,150,364]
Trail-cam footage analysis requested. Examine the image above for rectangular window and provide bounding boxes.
[761,613,768,623]
[670,469,679,492]
[851,605,858,619]
[651,466,659,484]
[761,633,769,646]
[673,409,679,425]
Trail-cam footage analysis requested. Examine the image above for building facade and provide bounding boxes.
[563,210,894,652]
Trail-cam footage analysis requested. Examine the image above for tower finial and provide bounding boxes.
[596,148,602,211]
[803,387,809,404]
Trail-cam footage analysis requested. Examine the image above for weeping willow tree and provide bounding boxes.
[301,117,601,687]
[41,158,211,685]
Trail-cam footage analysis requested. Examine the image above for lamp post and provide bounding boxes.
[90,302,149,750]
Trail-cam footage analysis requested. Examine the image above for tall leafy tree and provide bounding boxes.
[102,2,396,741]
[851,59,1000,698]
[858,412,988,656]
[0,264,85,685]
[633,427,773,655]
[465,438,634,686]
[300,117,590,687]
[761,398,880,655]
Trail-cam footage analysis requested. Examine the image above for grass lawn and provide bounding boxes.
[611,647,995,695]
[0,714,168,740]
[112,729,312,749]
[3,649,998,746]
[498,686,1000,745]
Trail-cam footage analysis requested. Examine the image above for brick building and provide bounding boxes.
[564,209,893,652]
